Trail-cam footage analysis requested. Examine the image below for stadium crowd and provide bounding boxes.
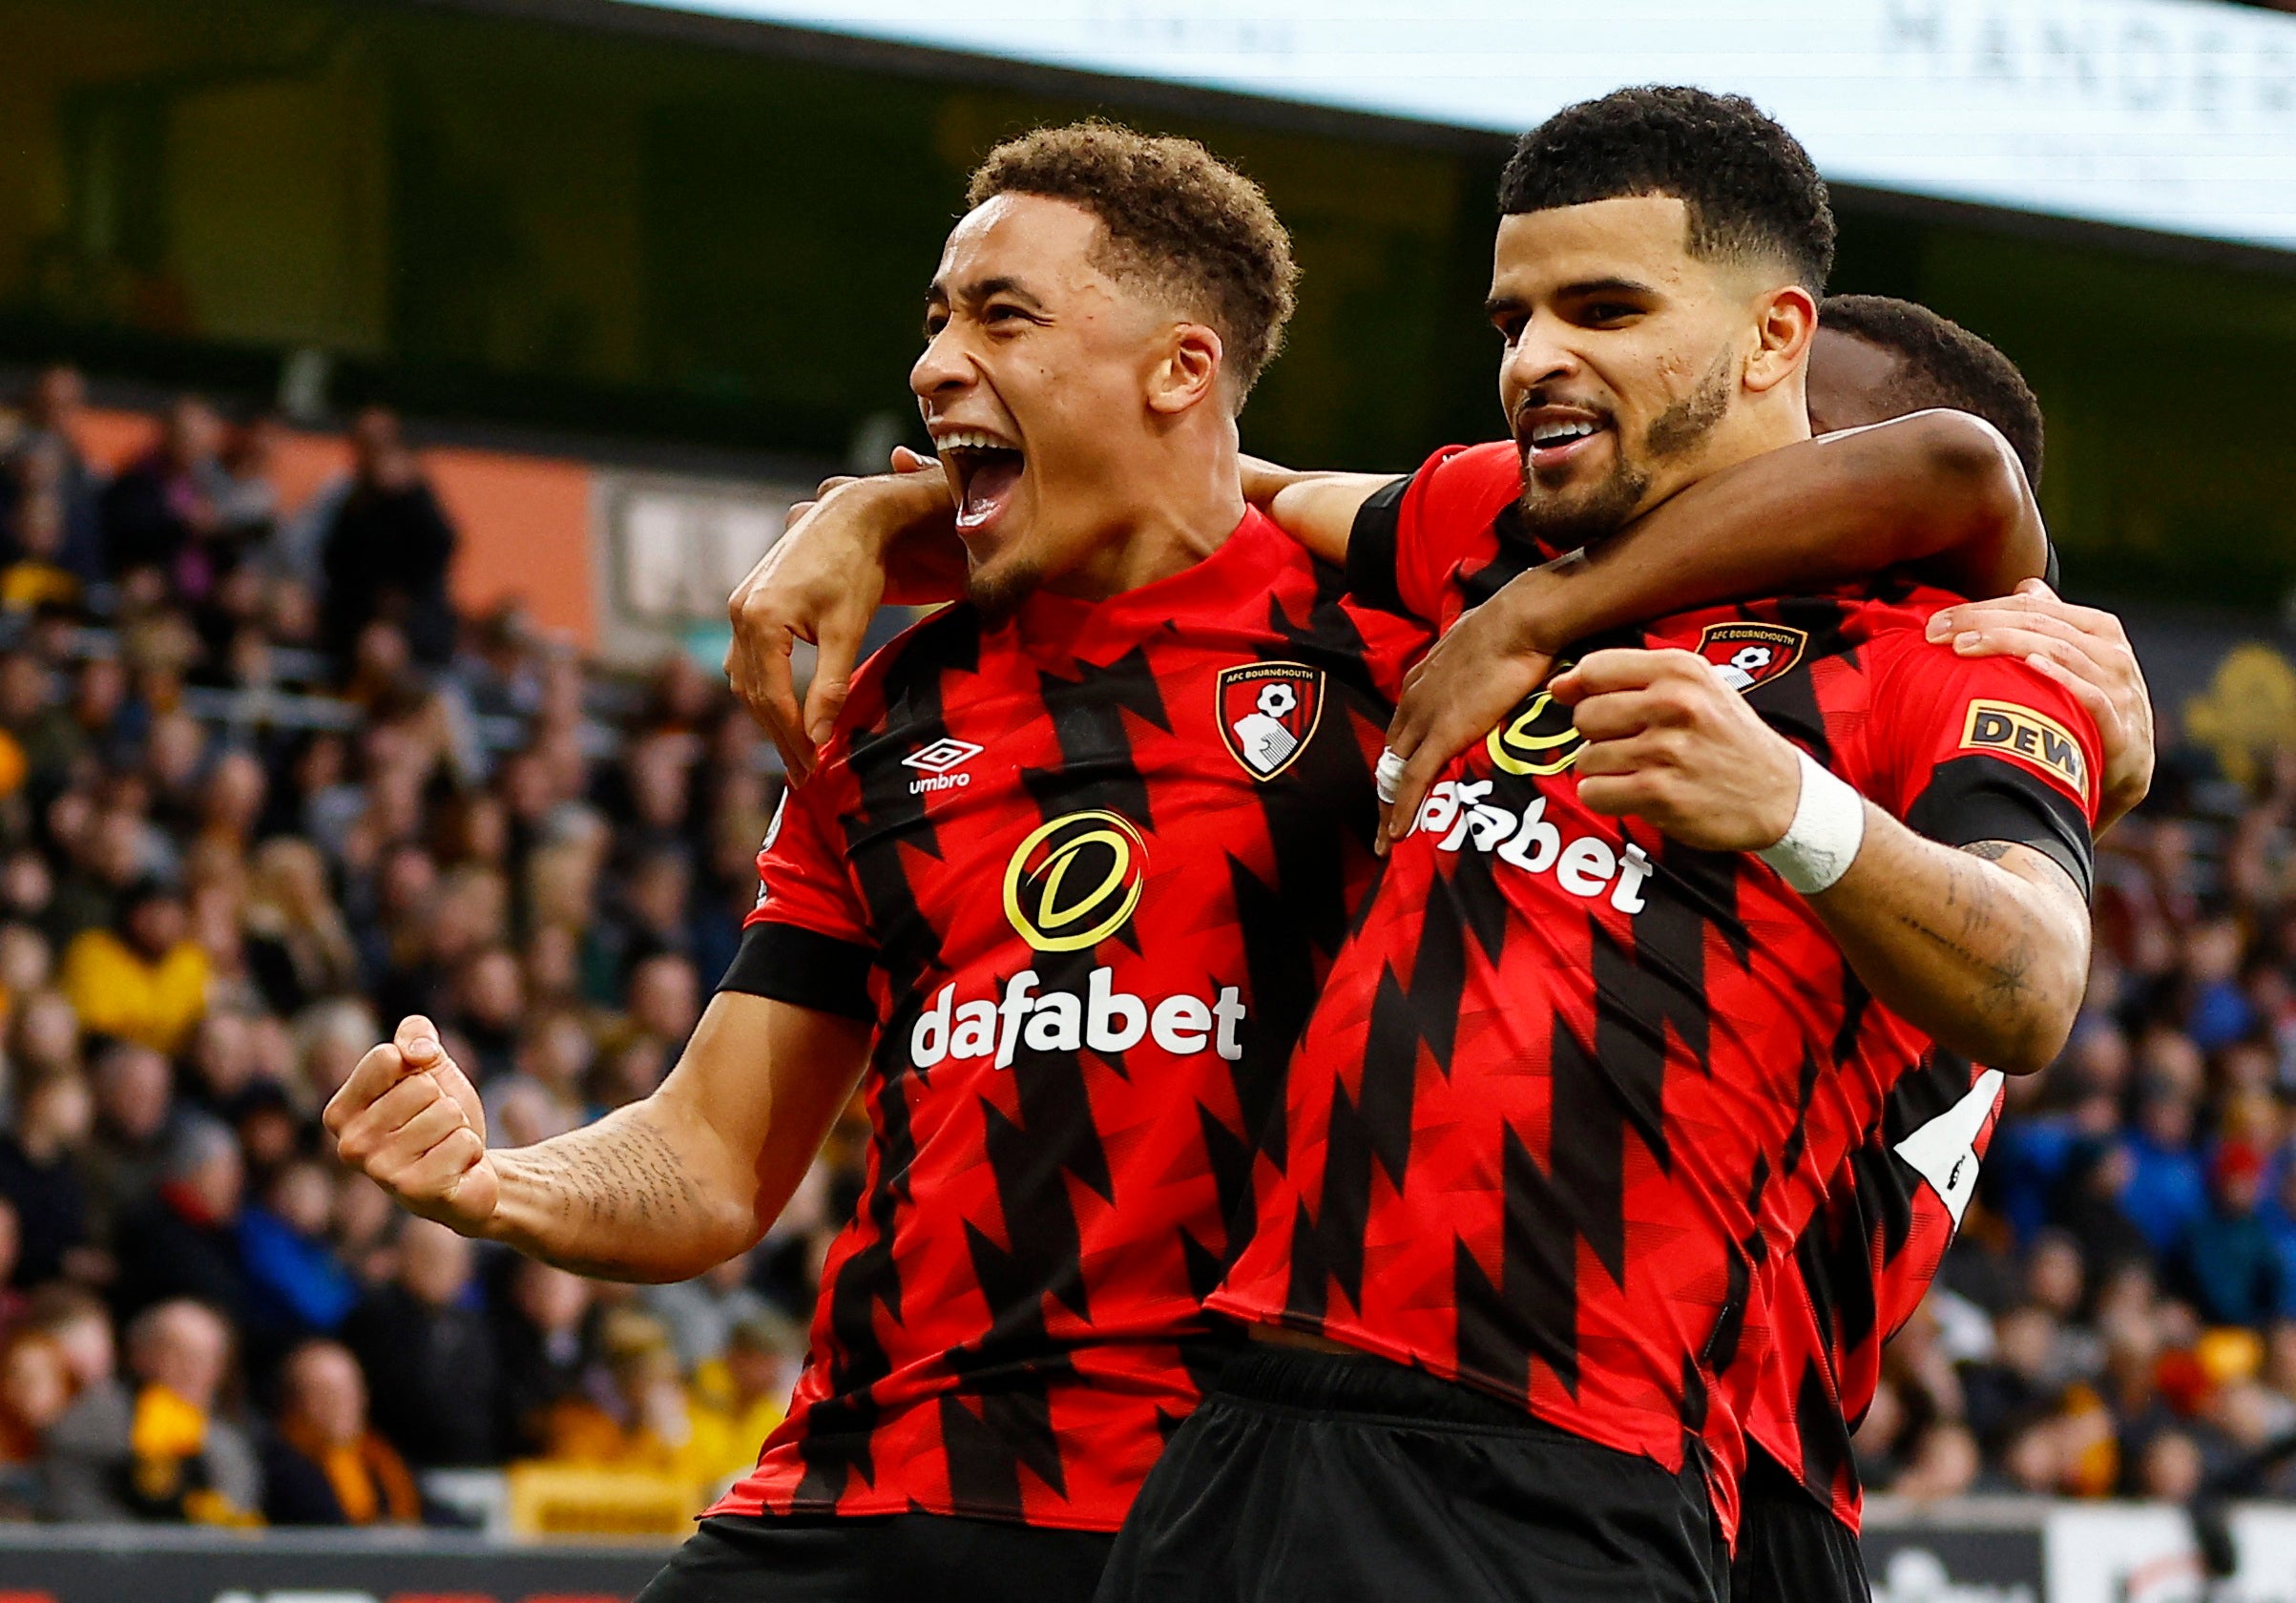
[0,357,2290,1528]
[0,364,818,1527]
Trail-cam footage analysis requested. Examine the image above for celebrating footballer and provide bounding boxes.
[327,83,2160,1603]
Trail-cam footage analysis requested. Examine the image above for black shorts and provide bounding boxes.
[637,1510,1116,1603]
[1095,1344,1727,1603]
[1729,1444,1869,1603]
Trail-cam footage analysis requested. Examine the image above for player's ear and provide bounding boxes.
[1147,323,1224,416]
[1744,283,1817,396]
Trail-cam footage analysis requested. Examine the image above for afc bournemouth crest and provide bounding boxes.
[1218,662,1325,781]
[1696,622,1807,694]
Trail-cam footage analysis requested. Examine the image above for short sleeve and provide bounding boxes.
[1345,442,1520,624]
[718,767,879,1022]
[1864,636,2103,899]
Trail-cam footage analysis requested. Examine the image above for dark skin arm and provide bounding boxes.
[1372,409,2045,840]
[725,410,2039,782]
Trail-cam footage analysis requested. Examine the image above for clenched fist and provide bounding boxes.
[1551,648,1804,853]
[324,1015,500,1235]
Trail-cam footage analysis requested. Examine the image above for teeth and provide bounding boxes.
[1532,420,1599,447]
[936,429,1014,452]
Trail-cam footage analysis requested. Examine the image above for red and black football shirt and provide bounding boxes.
[1747,1054,2005,1529]
[710,510,1421,1531]
[1208,442,2099,1539]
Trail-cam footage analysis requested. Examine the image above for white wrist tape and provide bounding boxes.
[1757,749,1866,895]
[1375,749,1407,805]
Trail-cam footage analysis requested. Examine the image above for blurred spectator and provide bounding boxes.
[483,1010,594,1149]
[2054,1137,2153,1284]
[2182,919,2255,1051]
[692,1309,803,1455]
[2177,1141,2284,1328]
[115,1115,250,1325]
[1891,1420,1982,1502]
[0,1068,93,1287]
[211,415,282,544]
[493,1258,596,1458]
[1,491,83,616]
[259,1338,419,1526]
[237,1159,358,1347]
[101,396,225,588]
[2138,1428,2207,1502]
[449,944,523,1082]
[43,1299,257,1523]
[26,1285,115,1398]
[3,365,104,580]
[344,1219,500,1468]
[317,408,458,672]
[647,1252,772,1373]
[242,836,359,1015]
[0,1328,73,1458]
[178,1009,245,1111]
[81,1039,176,1246]
[531,1308,741,1488]
[2121,1080,2209,1260]
[0,1326,73,1516]
[622,950,701,1056]
[331,1175,398,1294]
[60,876,209,1053]
[1964,1302,2067,1448]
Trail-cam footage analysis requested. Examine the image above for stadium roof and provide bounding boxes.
[588,0,2296,256]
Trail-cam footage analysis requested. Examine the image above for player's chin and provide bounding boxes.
[964,542,1047,627]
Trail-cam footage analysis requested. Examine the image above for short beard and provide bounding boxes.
[1514,347,1737,549]
[1647,347,1735,461]
[967,554,1046,628]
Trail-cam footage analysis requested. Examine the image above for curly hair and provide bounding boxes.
[966,121,1298,400]
[1499,87,1836,294]
[1821,295,2044,489]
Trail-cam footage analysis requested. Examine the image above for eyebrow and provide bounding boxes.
[925,276,1048,312]
[1483,277,1661,319]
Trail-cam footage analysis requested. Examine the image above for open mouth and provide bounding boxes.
[936,429,1026,532]
[1516,407,1614,474]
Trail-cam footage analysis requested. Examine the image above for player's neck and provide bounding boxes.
[1716,378,1814,464]
[1044,441,1248,601]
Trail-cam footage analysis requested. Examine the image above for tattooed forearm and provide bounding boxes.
[486,1102,756,1282]
[1806,811,2090,1074]
[1889,851,2035,1007]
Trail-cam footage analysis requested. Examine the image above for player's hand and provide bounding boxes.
[1551,648,1802,852]
[1926,579,2153,835]
[1378,575,1561,852]
[726,466,929,780]
[324,1015,499,1236]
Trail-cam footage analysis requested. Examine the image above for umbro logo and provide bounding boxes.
[904,738,983,794]
[904,739,983,774]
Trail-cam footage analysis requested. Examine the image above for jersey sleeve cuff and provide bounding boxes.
[1904,754,2095,901]
[1344,475,1414,619]
[719,921,878,1022]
